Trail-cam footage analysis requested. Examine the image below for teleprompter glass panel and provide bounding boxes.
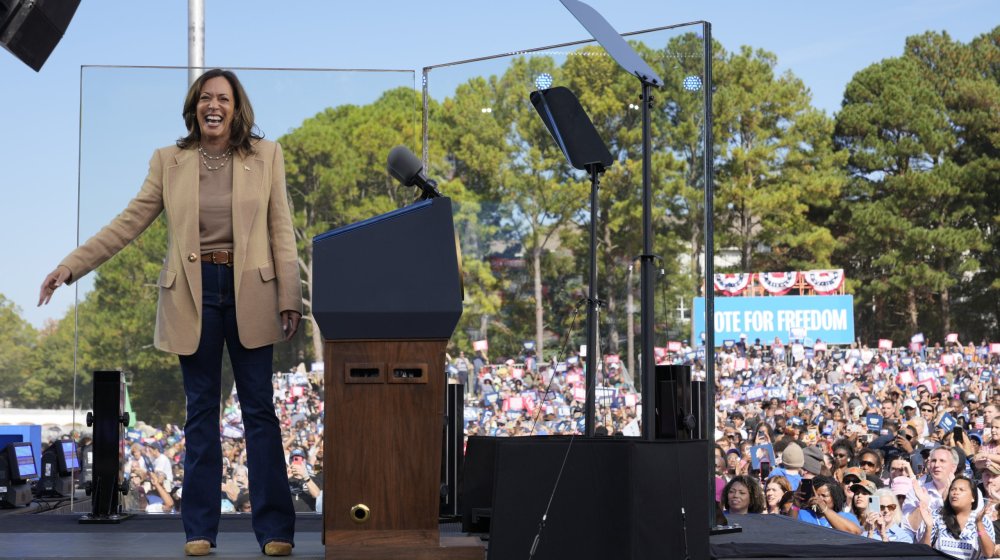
[77,66,416,513]
[422,23,711,438]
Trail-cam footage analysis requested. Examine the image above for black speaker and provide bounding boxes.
[488,438,710,560]
[440,383,464,518]
[0,0,80,71]
[655,365,702,440]
[461,436,498,533]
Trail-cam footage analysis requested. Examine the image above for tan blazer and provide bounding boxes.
[60,139,302,355]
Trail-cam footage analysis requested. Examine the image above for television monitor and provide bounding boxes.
[0,442,36,507]
[8,442,37,481]
[59,441,80,473]
[39,441,77,497]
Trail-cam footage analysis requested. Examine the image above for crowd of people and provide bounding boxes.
[43,331,1000,556]
[451,336,1000,557]
[119,369,326,515]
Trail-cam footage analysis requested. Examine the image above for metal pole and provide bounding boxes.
[703,22,718,527]
[639,81,656,441]
[584,168,601,437]
[188,0,205,87]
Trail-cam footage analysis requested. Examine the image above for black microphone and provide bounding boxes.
[386,145,442,199]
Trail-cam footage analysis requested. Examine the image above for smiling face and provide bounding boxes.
[727,481,750,514]
[197,76,234,149]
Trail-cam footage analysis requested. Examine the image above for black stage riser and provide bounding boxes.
[486,437,710,560]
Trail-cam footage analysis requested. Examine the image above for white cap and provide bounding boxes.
[902,399,918,410]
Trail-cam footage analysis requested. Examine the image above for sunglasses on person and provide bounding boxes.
[880,504,897,512]
[860,460,878,468]
[921,407,934,413]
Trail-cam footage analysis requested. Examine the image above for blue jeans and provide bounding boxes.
[178,262,295,550]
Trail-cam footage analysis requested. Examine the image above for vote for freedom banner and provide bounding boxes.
[693,295,855,346]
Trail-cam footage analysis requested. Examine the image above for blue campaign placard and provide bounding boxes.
[694,295,855,346]
[865,414,884,433]
[939,413,957,431]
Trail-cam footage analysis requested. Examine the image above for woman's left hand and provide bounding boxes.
[281,310,301,341]
[977,499,995,524]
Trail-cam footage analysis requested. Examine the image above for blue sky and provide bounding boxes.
[0,0,991,328]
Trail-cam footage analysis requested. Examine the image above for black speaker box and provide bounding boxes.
[0,0,80,71]
[655,365,703,439]
[461,435,497,533]
[488,437,710,560]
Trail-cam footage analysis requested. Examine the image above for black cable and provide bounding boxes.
[527,434,576,560]
[528,299,586,437]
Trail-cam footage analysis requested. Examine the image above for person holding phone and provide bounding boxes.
[848,480,877,522]
[287,448,320,512]
[864,488,915,543]
[796,476,863,534]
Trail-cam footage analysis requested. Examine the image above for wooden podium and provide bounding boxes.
[313,198,484,559]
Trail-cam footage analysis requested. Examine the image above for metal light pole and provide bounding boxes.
[187,0,205,86]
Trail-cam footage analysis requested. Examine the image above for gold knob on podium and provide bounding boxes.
[350,504,371,524]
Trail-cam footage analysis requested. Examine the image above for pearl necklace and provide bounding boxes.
[198,146,232,171]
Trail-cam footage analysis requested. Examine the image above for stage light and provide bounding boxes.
[535,73,553,90]
[0,441,38,507]
[0,0,81,71]
[683,75,702,92]
[38,440,80,497]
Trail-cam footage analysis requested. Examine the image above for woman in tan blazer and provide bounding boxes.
[39,69,299,557]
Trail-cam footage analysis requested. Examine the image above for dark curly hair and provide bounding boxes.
[941,476,979,539]
[176,69,263,156]
[722,475,766,514]
[812,475,847,512]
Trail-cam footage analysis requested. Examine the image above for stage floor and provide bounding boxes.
[0,506,953,559]
[0,512,481,559]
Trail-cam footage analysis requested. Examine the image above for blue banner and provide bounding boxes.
[693,295,855,346]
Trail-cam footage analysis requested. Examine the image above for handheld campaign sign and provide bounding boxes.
[750,444,776,470]
[939,413,958,431]
[865,414,884,433]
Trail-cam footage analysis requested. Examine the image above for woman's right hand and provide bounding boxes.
[38,265,71,306]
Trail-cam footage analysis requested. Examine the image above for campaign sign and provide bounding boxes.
[865,414,884,433]
[694,295,855,346]
[750,444,776,470]
[939,413,957,431]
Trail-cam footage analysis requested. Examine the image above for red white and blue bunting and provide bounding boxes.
[714,273,752,296]
[803,269,844,294]
[758,271,798,295]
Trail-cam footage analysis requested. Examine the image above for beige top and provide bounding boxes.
[198,152,235,252]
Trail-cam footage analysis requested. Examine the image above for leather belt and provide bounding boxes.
[201,250,234,266]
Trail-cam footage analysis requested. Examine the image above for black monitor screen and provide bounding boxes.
[13,443,36,478]
[60,441,79,470]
